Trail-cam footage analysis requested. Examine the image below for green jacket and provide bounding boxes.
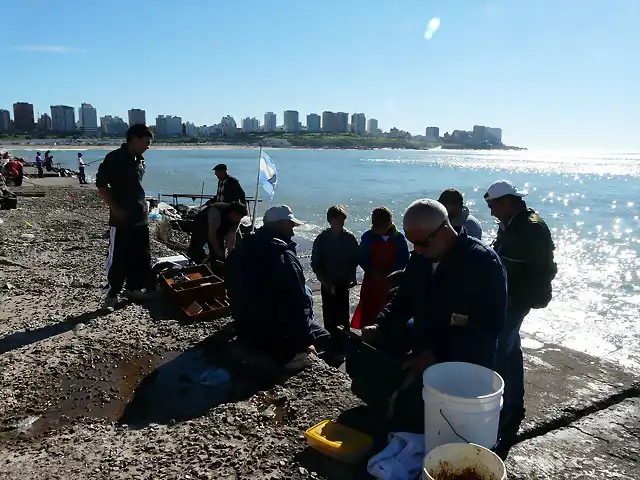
[492,207,557,309]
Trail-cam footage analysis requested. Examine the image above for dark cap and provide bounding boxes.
[438,188,464,207]
[213,163,227,171]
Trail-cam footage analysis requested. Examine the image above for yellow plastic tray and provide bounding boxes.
[304,420,373,464]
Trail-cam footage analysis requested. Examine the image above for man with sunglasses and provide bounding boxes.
[358,199,507,429]
[484,180,557,444]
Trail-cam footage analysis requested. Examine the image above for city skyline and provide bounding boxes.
[1,1,638,149]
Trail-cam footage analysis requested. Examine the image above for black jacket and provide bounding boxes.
[226,227,314,357]
[377,228,507,370]
[216,175,246,205]
[492,207,557,309]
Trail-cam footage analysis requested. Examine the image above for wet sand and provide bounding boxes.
[0,186,638,479]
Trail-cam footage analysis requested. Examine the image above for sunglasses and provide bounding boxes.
[409,220,446,247]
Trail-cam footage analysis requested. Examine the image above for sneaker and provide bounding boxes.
[102,295,118,312]
[127,289,160,302]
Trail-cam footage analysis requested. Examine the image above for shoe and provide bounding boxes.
[102,295,118,312]
[127,289,160,302]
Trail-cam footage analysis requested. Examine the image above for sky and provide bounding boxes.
[1,0,639,150]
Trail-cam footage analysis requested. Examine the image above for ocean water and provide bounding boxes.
[9,146,640,369]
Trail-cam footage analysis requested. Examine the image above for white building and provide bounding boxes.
[283,110,299,133]
[367,118,379,135]
[50,105,76,133]
[264,112,277,132]
[197,125,213,137]
[78,103,98,136]
[184,122,197,137]
[351,113,366,135]
[128,108,146,126]
[242,117,260,133]
[219,115,237,137]
[100,115,128,135]
[156,115,183,137]
[486,127,502,144]
[425,126,440,141]
[306,113,321,133]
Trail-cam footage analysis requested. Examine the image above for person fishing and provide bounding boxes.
[186,201,248,265]
[77,153,88,184]
[212,163,246,204]
[352,206,410,329]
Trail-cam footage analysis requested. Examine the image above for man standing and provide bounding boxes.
[438,188,482,239]
[226,205,332,366]
[483,180,557,442]
[311,205,359,356]
[35,152,43,178]
[95,124,155,312]
[186,201,248,264]
[77,152,88,184]
[213,164,246,204]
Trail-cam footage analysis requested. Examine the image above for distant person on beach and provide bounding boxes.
[311,205,359,356]
[35,152,43,178]
[351,206,410,329]
[44,151,53,171]
[351,199,507,429]
[226,205,332,368]
[6,158,23,186]
[77,153,88,184]
[95,124,155,312]
[483,180,557,442]
[438,188,482,240]
[213,164,246,205]
[186,201,248,265]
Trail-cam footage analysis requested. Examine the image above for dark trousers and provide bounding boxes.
[37,165,43,178]
[78,166,86,184]
[105,225,153,297]
[496,306,530,438]
[320,285,350,352]
[187,232,225,265]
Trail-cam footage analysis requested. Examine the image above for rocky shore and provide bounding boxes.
[1,185,638,479]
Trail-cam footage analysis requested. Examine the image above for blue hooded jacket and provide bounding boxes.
[376,228,507,369]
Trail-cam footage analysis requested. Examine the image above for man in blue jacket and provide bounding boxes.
[357,199,507,428]
[226,205,331,367]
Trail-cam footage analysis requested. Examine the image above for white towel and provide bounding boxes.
[367,432,425,480]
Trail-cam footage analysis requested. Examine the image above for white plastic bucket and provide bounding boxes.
[422,443,506,480]
[422,362,504,453]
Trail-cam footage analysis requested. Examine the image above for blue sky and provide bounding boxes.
[1,0,638,150]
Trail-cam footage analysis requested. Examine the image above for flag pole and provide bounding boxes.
[251,143,263,231]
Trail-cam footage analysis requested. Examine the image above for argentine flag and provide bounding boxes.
[259,151,277,202]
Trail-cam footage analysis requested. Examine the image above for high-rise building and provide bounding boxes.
[128,108,146,126]
[78,103,99,136]
[367,118,379,135]
[283,110,300,133]
[336,112,349,133]
[242,117,260,133]
[264,112,277,132]
[184,122,197,137]
[219,115,237,137]
[425,127,440,141]
[50,105,76,132]
[350,113,366,135]
[322,111,337,133]
[37,113,52,131]
[306,113,321,133]
[486,127,502,144]
[155,115,183,137]
[13,102,35,132]
[0,109,10,132]
[100,115,128,135]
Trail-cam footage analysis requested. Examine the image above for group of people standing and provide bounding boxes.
[92,126,557,447]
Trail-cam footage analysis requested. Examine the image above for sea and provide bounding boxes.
[7,146,640,370]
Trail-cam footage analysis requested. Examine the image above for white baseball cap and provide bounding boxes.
[263,205,304,225]
[484,180,528,201]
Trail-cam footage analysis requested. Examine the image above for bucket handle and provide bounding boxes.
[439,409,471,444]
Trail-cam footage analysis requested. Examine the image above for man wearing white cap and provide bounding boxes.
[484,180,557,443]
[225,204,332,368]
